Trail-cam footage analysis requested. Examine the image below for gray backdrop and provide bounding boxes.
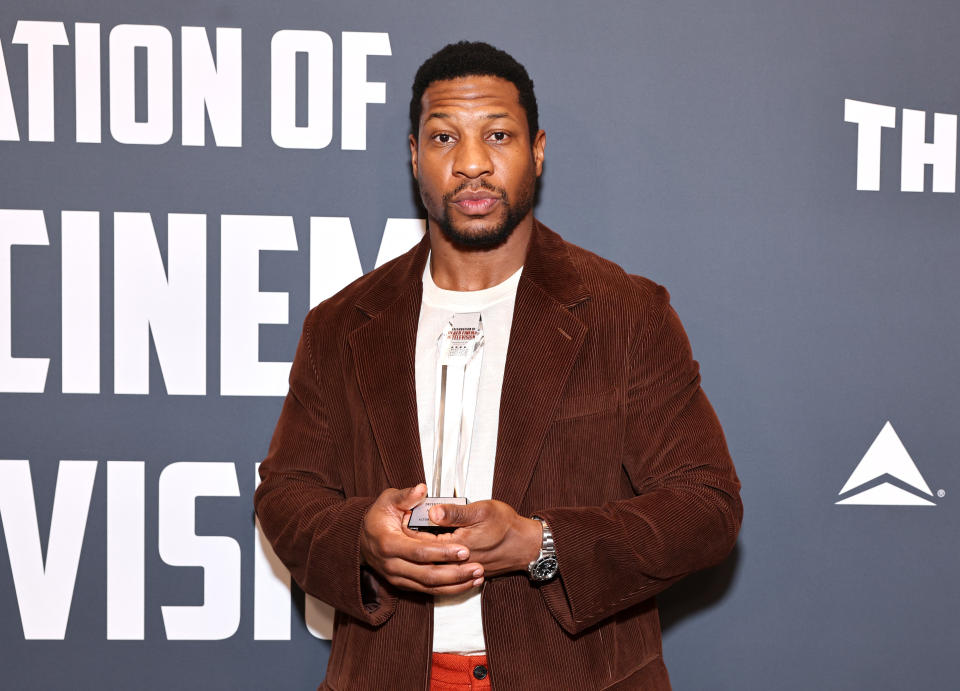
[1,1,958,689]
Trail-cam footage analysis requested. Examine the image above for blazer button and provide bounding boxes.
[473,664,488,680]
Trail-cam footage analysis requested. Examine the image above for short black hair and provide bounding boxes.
[409,41,539,142]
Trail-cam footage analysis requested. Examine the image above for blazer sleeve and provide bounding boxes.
[253,309,398,626]
[534,283,743,634]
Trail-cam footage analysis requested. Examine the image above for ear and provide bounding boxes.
[409,134,419,179]
[532,129,546,177]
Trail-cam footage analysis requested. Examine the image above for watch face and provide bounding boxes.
[533,557,558,581]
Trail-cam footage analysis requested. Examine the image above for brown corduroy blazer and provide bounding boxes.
[254,220,742,690]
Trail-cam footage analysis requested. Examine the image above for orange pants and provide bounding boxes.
[430,653,491,691]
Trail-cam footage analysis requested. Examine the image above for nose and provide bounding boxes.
[452,135,493,179]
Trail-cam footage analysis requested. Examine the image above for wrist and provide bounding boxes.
[358,525,370,566]
[517,516,543,570]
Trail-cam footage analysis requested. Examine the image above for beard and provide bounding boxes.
[422,176,535,250]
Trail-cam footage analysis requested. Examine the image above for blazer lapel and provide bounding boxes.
[348,238,430,490]
[492,221,590,508]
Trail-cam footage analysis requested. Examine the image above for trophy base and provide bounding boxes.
[408,497,468,533]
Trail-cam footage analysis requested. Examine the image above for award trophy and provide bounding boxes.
[409,313,484,533]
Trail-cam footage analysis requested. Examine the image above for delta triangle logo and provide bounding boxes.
[836,421,936,506]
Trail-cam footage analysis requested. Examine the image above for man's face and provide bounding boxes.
[410,75,545,249]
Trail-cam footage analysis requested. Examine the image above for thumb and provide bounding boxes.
[430,502,471,526]
[394,483,427,511]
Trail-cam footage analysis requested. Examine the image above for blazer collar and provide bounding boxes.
[354,219,590,317]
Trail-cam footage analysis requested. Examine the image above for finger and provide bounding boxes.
[389,575,484,596]
[383,534,470,563]
[384,560,483,589]
[430,501,483,527]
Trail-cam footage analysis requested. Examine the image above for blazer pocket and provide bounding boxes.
[554,388,618,421]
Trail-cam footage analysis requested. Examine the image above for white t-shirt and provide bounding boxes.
[415,257,522,655]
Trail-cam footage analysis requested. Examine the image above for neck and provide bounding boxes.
[428,214,534,291]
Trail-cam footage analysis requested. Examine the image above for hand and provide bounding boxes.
[359,484,484,595]
[429,500,543,578]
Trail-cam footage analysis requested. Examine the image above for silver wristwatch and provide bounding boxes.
[527,516,558,582]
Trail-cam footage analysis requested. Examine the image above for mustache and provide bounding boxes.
[442,179,508,203]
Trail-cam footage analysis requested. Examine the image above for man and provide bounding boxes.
[254,41,742,690]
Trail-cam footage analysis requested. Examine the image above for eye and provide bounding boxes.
[489,131,509,142]
[433,132,455,144]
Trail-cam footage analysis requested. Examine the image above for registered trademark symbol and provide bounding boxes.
[937,489,946,498]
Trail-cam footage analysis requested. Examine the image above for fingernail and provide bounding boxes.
[473,578,483,587]
[457,549,469,560]
[473,568,482,578]
[433,508,445,521]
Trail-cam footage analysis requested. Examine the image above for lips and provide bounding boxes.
[450,189,502,215]
[453,197,499,214]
